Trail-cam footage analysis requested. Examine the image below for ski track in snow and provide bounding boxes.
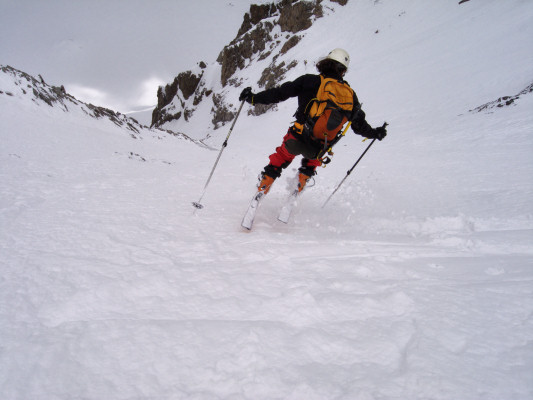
[2,0,533,399]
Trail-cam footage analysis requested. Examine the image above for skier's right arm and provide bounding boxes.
[240,75,307,105]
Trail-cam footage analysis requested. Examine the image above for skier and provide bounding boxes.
[239,48,387,196]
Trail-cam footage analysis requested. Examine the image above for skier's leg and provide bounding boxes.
[258,129,297,193]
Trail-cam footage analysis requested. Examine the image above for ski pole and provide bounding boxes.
[192,99,246,209]
[321,122,387,208]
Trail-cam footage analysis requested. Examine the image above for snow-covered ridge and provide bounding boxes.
[0,65,146,133]
[0,65,210,147]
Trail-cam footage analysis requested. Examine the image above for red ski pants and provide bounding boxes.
[266,129,321,177]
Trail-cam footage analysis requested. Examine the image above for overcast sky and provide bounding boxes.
[0,0,263,112]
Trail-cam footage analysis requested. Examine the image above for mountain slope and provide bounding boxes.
[1,0,533,399]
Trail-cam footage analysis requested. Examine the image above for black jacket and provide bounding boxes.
[252,73,374,137]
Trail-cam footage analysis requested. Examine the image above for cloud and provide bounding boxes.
[67,78,165,113]
[135,77,165,109]
[68,84,111,107]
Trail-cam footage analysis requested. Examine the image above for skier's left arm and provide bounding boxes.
[350,94,387,141]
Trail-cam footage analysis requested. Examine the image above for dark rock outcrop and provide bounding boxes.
[218,21,274,87]
[151,63,207,127]
[218,0,323,88]
[469,82,533,113]
[211,93,236,129]
[278,0,322,33]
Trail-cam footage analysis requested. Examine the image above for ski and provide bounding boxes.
[241,191,265,230]
[278,189,299,224]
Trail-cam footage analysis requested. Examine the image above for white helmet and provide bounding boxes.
[325,48,350,69]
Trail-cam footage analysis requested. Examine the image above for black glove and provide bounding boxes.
[239,87,254,104]
[367,123,387,141]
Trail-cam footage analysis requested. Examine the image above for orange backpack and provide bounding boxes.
[306,76,354,142]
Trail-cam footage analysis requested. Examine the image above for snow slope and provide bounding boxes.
[1,1,533,399]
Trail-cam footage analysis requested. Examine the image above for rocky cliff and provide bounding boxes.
[151,0,347,134]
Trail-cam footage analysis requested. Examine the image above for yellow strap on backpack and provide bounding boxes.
[292,122,304,135]
[341,121,352,137]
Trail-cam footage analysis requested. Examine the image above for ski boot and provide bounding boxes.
[257,173,276,194]
[297,172,311,193]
